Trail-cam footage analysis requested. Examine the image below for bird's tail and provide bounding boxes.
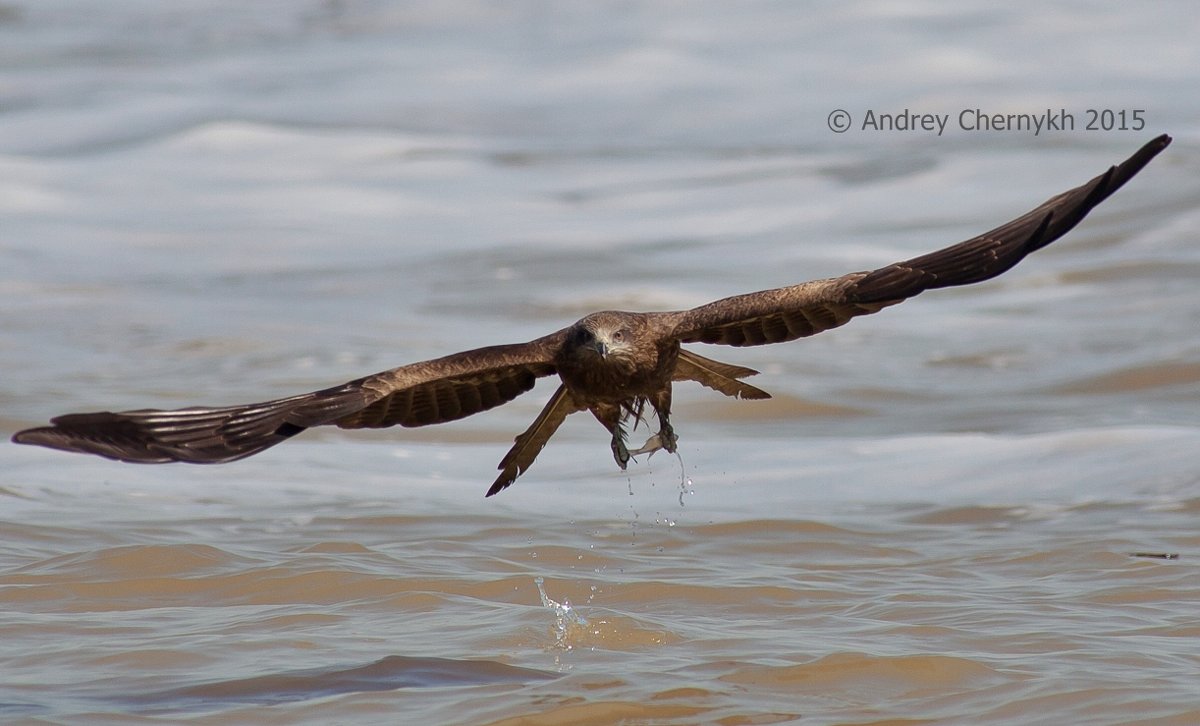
[487,385,581,497]
[674,349,772,400]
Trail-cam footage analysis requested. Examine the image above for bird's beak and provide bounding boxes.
[593,341,609,359]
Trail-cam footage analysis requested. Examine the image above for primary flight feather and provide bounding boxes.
[13,135,1172,496]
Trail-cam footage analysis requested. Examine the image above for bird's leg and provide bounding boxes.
[629,390,678,457]
[590,404,630,470]
[659,417,678,452]
[611,430,631,470]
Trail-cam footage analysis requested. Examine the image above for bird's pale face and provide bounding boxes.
[578,323,633,361]
[567,312,639,364]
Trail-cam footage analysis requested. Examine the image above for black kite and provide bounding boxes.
[13,135,1172,496]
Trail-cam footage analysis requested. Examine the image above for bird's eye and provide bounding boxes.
[611,330,625,343]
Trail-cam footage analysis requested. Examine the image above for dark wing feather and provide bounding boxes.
[668,134,1171,347]
[333,341,561,429]
[12,332,565,464]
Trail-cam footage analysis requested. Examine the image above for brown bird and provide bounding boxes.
[12,135,1171,496]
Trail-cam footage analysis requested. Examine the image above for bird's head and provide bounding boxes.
[567,312,639,363]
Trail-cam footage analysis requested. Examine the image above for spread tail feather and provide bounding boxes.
[674,349,772,400]
[487,385,581,497]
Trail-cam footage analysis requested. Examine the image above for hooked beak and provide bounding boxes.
[592,340,609,359]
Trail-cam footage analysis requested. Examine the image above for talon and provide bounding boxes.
[660,423,678,454]
[611,436,630,469]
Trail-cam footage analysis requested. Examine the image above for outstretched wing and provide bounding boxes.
[11,332,566,464]
[668,135,1171,347]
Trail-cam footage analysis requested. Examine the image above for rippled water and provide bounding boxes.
[3,2,1199,724]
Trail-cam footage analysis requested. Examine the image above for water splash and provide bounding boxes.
[534,576,589,651]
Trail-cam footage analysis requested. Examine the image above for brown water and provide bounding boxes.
[3,432,1199,724]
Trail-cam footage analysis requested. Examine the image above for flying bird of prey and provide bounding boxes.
[13,135,1171,496]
